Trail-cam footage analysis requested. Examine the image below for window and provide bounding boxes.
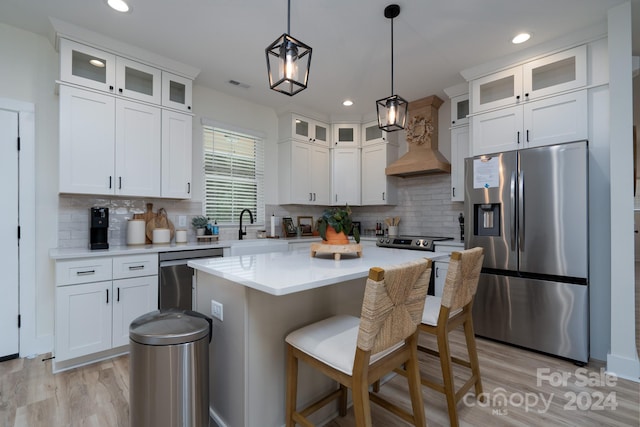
[203,126,264,225]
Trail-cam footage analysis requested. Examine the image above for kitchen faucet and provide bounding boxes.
[238,209,254,240]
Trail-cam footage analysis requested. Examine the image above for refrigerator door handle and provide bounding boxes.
[510,171,517,250]
[519,171,525,250]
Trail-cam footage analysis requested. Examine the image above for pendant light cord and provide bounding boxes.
[287,0,291,34]
[390,16,394,95]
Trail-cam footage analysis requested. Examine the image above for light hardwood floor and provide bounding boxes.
[1,330,638,427]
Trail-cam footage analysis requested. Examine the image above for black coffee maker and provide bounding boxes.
[90,207,109,250]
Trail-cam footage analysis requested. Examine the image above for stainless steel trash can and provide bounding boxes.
[129,309,212,427]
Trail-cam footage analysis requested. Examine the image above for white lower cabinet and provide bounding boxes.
[55,254,158,370]
[433,260,449,298]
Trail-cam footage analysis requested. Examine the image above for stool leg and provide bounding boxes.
[406,334,427,427]
[437,329,459,427]
[285,345,298,427]
[463,313,484,399]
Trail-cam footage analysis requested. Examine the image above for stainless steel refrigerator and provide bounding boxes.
[464,140,588,363]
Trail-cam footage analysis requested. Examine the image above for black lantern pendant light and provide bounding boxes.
[376,4,408,132]
[265,0,312,96]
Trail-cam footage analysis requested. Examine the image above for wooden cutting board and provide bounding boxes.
[145,208,175,242]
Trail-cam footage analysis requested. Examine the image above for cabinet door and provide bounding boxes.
[451,126,469,202]
[161,110,193,198]
[433,261,449,297]
[290,141,313,204]
[523,45,587,100]
[361,144,395,205]
[292,115,312,142]
[55,281,112,362]
[312,121,329,146]
[523,90,587,149]
[471,106,523,156]
[162,71,193,112]
[59,85,116,195]
[115,57,161,104]
[310,145,330,205]
[471,66,522,113]
[450,94,470,126]
[331,148,360,205]
[115,99,161,197]
[332,124,360,147]
[112,276,158,347]
[361,121,387,146]
[59,38,116,93]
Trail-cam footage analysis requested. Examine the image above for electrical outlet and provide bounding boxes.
[178,215,187,227]
[211,300,223,321]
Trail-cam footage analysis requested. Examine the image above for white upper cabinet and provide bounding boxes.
[60,38,117,93]
[162,71,193,112]
[278,140,330,205]
[59,85,161,197]
[280,114,329,146]
[472,90,587,155]
[450,125,469,202]
[361,142,398,206]
[161,110,193,199]
[361,121,388,146]
[471,45,586,114]
[332,123,360,147]
[115,57,161,104]
[450,94,470,127]
[331,148,361,206]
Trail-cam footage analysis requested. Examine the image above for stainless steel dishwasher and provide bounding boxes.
[158,248,224,310]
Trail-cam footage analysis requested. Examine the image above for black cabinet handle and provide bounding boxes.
[76,270,95,276]
[453,188,456,197]
[525,93,529,98]
[526,130,529,142]
[187,106,191,110]
[187,182,191,194]
[118,88,123,93]
[117,287,120,302]
[435,267,440,278]
[109,176,112,189]
[106,289,109,304]
[516,95,520,100]
[517,131,520,144]
[109,85,114,91]
[452,120,455,124]
[119,177,122,189]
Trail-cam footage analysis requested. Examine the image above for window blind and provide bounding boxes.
[203,126,264,225]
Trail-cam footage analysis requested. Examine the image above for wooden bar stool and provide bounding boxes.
[285,258,433,427]
[417,247,484,427]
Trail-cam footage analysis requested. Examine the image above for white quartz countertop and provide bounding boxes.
[188,246,449,296]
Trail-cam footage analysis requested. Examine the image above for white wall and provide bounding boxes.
[0,23,59,354]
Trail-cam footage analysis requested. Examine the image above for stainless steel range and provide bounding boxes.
[376,235,453,251]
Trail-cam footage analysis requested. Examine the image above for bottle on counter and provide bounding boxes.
[213,220,219,235]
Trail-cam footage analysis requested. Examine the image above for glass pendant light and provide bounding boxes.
[265,0,312,96]
[376,4,408,132]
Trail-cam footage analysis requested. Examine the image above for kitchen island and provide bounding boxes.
[189,246,448,427]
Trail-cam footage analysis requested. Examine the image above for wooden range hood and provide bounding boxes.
[385,95,451,177]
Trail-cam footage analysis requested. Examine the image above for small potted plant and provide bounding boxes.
[317,205,360,244]
[191,216,208,236]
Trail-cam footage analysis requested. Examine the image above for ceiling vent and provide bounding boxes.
[228,80,250,89]
[385,95,451,177]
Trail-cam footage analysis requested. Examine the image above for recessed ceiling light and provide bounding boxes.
[342,100,353,106]
[512,33,531,44]
[106,0,131,13]
[89,59,105,67]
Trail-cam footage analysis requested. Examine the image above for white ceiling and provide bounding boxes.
[1,0,638,121]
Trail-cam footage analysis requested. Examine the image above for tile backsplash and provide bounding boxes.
[58,195,205,248]
[58,173,462,248]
